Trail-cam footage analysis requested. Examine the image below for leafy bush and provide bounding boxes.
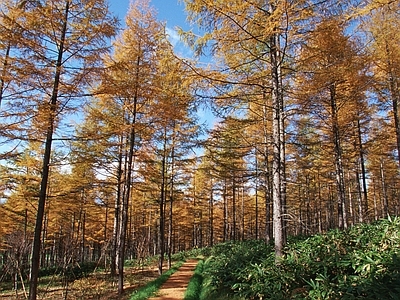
[200,217,400,299]
[200,240,274,299]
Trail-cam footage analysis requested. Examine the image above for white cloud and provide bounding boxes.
[165,27,194,59]
[166,27,180,47]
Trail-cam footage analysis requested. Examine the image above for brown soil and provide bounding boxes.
[148,260,198,300]
[0,266,159,300]
[0,260,198,300]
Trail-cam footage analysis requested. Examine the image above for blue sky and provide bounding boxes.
[110,0,193,57]
[110,0,189,30]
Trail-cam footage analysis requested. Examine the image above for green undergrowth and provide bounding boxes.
[129,260,184,300]
[184,259,204,300]
[198,217,400,299]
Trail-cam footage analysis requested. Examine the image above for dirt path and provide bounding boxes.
[148,260,198,300]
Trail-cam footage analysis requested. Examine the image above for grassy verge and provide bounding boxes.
[183,259,203,300]
[129,260,184,300]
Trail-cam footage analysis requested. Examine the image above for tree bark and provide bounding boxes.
[111,136,123,278]
[158,128,167,275]
[270,27,284,259]
[209,179,214,246]
[118,83,138,295]
[167,142,175,270]
[29,2,69,299]
[356,119,368,222]
[329,84,347,230]
[385,40,400,169]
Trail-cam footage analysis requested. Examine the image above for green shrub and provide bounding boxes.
[199,217,400,300]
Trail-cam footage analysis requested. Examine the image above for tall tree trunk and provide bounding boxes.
[209,179,214,246]
[29,3,69,299]
[357,119,368,221]
[223,181,228,242]
[118,101,137,295]
[111,137,123,278]
[241,186,245,240]
[262,86,273,243]
[347,172,355,226]
[270,26,284,259]
[380,160,389,217]
[278,51,287,246]
[385,41,400,169]
[330,84,347,230]
[232,181,237,240]
[255,154,259,240]
[167,142,175,270]
[158,129,167,275]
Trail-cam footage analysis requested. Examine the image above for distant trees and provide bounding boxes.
[295,17,369,230]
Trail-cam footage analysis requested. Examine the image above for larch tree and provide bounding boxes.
[295,17,369,230]
[181,0,317,257]
[204,117,251,242]
[0,0,118,299]
[0,142,42,294]
[365,3,400,168]
[94,0,162,293]
[367,116,400,219]
[150,38,200,272]
[192,153,216,246]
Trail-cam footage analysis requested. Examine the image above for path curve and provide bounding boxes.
[148,260,198,300]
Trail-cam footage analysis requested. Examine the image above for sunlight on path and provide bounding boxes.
[148,260,198,300]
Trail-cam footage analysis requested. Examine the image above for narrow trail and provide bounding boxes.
[148,260,198,300]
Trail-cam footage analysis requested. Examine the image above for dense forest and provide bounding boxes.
[0,0,399,299]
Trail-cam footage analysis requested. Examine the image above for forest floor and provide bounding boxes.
[0,260,198,300]
[147,260,198,300]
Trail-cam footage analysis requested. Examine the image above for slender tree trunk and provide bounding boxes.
[384,41,400,169]
[223,181,228,242]
[167,143,175,270]
[81,208,86,263]
[118,101,137,295]
[347,172,354,226]
[29,3,69,299]
[209,180,214,246]
[104,205,108,269]
[111,137,123,278]
[330,84,347,230]
[117,49,140,294]
[357,119,368,221]
[380,160,389,217]
[158,129,167,275]
[278,51,286,246]
[255,154,259,239]
[317,173,323,233]
[232,181,237,241]
[241,186,245,240]
[270,27,284,259]
[0,43,10,107]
